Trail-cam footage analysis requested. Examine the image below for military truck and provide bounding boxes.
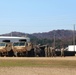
[12,41,34,57]
[0,36,31,57]
[0,40,13,56]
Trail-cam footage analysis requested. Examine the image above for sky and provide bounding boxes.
[0,0,76,34]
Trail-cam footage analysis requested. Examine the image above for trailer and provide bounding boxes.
[68,45,76,52]
[66,45,76,56]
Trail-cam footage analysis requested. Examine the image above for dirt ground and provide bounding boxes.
[0,67,76,75]
[0,57,76,75]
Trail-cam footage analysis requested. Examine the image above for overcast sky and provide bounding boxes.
[0,0,76,34]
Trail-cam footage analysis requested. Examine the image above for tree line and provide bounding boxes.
[30,37,74,49]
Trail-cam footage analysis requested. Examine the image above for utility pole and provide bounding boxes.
[11,32,12,37]
[73,24,75,52]
[54,31,56,48]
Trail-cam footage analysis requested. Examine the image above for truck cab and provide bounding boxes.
[12,41,28,57]
[0,41,12,56]
[12,41,33,57]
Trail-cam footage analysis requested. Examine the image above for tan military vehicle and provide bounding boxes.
[0,42,12,56]
[12,41,33,57]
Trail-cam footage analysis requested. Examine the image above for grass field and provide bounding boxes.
[0,57,76,68]
[0,57,76,75]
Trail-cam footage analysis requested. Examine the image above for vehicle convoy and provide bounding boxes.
[0,36,75,57]
[0,36,32,57]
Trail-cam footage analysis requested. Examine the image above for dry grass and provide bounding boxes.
[0,57,76,75]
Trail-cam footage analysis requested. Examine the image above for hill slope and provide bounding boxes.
[0,30,74,40]
[0,30,74,47]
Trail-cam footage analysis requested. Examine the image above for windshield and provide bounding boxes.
[19,42,25,46]
[13,42,19,46]
[0,43,6,46]
[13,42,26,46]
